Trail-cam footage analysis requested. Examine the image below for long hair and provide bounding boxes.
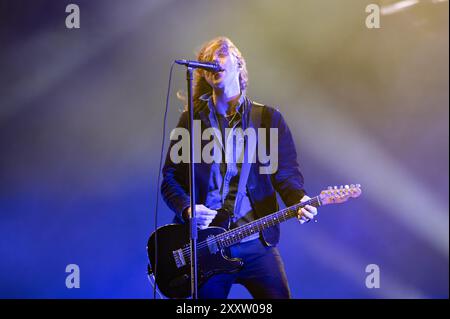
[178,37,249,111]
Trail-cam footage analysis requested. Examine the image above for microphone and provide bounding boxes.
[175,59,224,72]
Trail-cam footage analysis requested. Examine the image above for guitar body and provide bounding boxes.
[147,224,243,299]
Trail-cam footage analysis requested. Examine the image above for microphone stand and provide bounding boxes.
[186,67,198,299]
[175,60,220,299]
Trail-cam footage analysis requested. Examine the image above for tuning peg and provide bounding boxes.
[350,184,355,188]
[356,184,361,188]
[345,185,349,189]
[327,186,332,190]
[334,186,338,190]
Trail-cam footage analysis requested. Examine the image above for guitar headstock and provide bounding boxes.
[319,184,362,205]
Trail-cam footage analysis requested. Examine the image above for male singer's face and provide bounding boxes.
[203,44,240,90]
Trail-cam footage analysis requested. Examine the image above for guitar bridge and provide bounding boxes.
[172,248,186,268]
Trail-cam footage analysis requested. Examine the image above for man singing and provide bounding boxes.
[161,36,317,299]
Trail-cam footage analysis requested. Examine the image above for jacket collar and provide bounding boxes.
[198,92,250,129]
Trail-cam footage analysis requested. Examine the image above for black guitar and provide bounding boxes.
[146,184,362,298]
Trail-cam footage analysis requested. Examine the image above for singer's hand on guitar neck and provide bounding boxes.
[298,195,318,224]
[183,205,218,229]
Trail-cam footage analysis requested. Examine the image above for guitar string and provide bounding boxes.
[179,188,358,260]
[179,195,325,256]
[179,196,323,259]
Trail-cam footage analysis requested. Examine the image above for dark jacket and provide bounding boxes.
[161,97,306,246]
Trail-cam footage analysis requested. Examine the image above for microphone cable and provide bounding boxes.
[152,60,175,299]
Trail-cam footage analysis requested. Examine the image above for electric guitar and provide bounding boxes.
[146,184,362,298]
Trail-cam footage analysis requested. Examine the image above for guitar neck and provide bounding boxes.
[215,196,321,248]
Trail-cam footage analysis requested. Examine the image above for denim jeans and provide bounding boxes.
[198,238,291,299]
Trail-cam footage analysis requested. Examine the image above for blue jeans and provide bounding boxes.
[198,238,292,299]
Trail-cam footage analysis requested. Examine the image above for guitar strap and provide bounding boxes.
[233,101,263,218]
